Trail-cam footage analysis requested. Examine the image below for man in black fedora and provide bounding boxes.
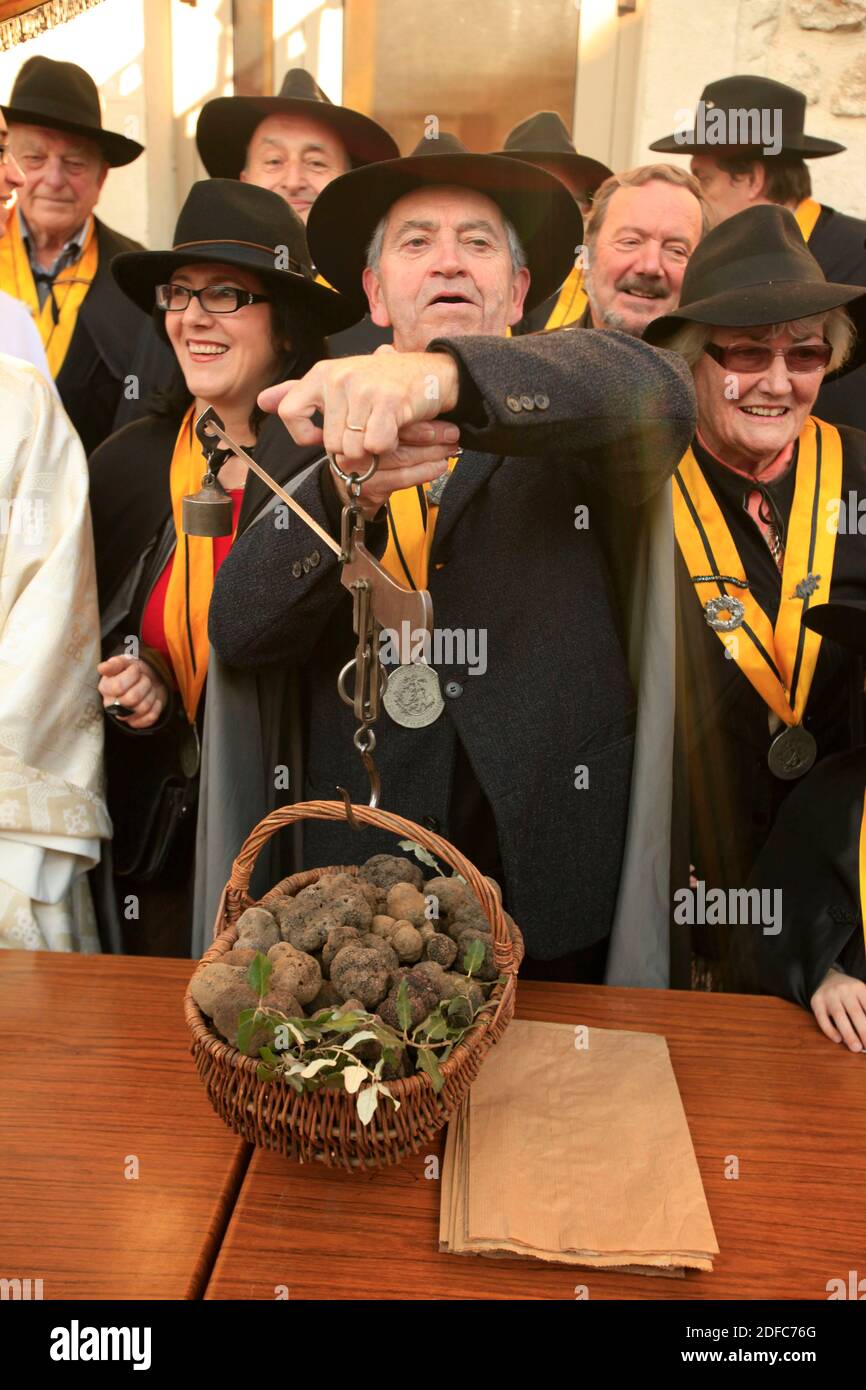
[493,110,612,334]
[0,56,147,453]
[650,74,866,431]
[196,67,398,223]
[208,131,697,986]
[198,66,399,361]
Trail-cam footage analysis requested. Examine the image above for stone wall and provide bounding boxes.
[632,0,866,218]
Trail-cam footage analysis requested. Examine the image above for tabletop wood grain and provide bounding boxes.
[204,981,866,1300]
[0,950,249,1301]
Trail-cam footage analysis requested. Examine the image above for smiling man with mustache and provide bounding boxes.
[582,165,706,336]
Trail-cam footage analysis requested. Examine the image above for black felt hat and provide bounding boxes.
[111,179,359,334]
[649,75,844,159]
[306,130,583,313]
[1,55,143,166]
[644,205,865,347]
[196,67,399,179]
[496,111,612,193]
[803,601,866,653]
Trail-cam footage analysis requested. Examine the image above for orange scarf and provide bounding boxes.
[0,213,98,375]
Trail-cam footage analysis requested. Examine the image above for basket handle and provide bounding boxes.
[224,798,514,970]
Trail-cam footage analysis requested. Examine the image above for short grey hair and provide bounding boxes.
[663,310,855,376]
[365,205,527,274]
[585,163,709,243]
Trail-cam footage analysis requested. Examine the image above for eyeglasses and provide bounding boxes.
[155,283,272,313]
[704,341,832,374]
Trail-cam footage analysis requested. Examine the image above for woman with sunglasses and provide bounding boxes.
[644,204,866,980]
[87,178,356,955]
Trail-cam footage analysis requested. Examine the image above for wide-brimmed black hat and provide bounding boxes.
[644,205,865,350]
[111,179,359,334]
[496,111,612,194]
[196,67,399,179]
[1,55,143,167]
[306,131,583,313]
[649,75,844,159]
[803,600,866,653]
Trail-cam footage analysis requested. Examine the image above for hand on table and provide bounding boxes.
[258,345,461,520]
[810,967,866,1052]
[97,655,169,731]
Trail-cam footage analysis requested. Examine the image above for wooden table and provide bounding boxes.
[0,951,248,1300]
[204,981,866,1300]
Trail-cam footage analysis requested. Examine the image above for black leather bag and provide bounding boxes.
[104,702,200,883]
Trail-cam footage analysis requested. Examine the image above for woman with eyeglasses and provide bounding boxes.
[87,179,357,955]
[644,204,866,982]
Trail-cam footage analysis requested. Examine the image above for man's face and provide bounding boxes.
[361,185,530,353]
[0,116,25,238]
[690,153,758,228]
[240,113,350,223]
[9,123,107,241]
[584,180,703,335]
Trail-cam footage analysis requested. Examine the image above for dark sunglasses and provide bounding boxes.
[155,283,271,313]
[704,340,832,374]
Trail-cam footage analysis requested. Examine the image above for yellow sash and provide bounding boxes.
[543,264,588,330]
[380,456,459,590]
[0,213,98,376]
[794,196,822,244]
[673,417,843,727]
[163,406,239,724]
[859,792,866,955]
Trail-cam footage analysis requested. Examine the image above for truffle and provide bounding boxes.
[425,932,458,969]
[391,921,424,963]
[444,973,484,1011]
[424,876,475,917]
[263,978,304,1017]
[211,980,261,1051]
[308,980,342,1013]
[358,933,400,971]
[330,944,391,1008]
[321,925,361,975]
[378,969,439,1030]
[455,929,498,981]
[370,914,397,938]
[267,941,300,966]
[235,907,280,952]
[228,946,259,968]
[359,853,424,892]
[271,950,322,1005]
[386,882,428,928]
[190,962,248,1018]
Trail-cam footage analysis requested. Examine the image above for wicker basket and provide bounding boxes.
[185,800,524,1170]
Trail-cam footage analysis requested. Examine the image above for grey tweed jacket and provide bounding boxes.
[208,328,696,960]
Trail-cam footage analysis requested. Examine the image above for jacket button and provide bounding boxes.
[444,680,463,698]
[534,392,549,409]
[302,556,311,574]
[506,394,522,412]
[422,815,440,831]
[291,560,303,578]
[520,394,534,410]
[310,549,321,567]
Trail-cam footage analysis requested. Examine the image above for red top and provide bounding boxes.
[141,489,244,669]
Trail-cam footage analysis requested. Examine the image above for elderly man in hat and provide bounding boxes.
[198,67,398,359]
[0,56,147,452]
[650,75,866,430]
[494,110,612,334]
[206,134,697,985]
